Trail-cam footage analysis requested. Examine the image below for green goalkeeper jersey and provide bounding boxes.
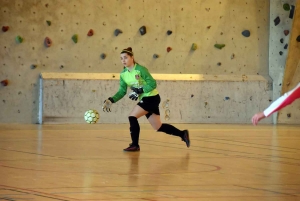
[111,63,159,103]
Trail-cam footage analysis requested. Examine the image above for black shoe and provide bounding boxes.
[123,145,140,152]
[182,130,190,148]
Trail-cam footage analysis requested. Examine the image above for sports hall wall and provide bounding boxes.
[0,0,296,124]
[278,0,300,124]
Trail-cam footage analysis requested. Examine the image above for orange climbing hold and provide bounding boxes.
[2,26,9,32]
[44,37,52,47]
[87,29,94,36]
[1,80,8,86]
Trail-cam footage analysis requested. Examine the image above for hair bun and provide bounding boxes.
[121,47,134,56]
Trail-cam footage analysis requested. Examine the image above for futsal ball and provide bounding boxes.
[84,109,99,124]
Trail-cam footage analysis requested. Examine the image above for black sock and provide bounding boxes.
[128,116,140,147]
[157,123,184,138]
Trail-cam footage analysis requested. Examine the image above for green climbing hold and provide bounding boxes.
[16,35,23,43]
[283,3,290,11]
[214,44,225,49]
[191,43,197,50]
[46,20,51,26]
[72,34,78,43]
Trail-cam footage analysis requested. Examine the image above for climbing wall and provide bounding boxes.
[0,0,270,123]
[277,0,300,124]
[269,0,297,123]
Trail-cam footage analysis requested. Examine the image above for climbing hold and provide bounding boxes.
[165,109,170,121]
[139,26,146,35]
[0,79,8,86]
[31,64,37,69]
[44,37,52,47]
[87,29,94,36]
[153,54,159,59]
[279,51,283,55]
[207,26,211,29]
[217,62,222,66]
[289,5,295,19]
[287,113,291,118]
[114,29,122,36]
[231,53,235,59]
[242,30,250,37]
[284,30,289,36]
[162,99,170,109]
[284,44,288,49]
[283,3,290,11]
[72,34,78,43]
[2,26,9,32]
[100,53,106,59]
[60,65,64,69]
[214,44,225,49]
[162,99,171,120]
[46,20,51,26]
[15,35,23,43]
[274,16,280,26]
[191,94,194,98]
[167,30,172,35]
[296,35,300,42]
[224,97,230,100]
[280,38,284,43]
[191,43,197,50]
[167,47,172,52]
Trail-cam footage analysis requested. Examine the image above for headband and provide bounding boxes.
[121,49,134,55]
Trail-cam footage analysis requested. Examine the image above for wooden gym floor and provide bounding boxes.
[0,123,300,201]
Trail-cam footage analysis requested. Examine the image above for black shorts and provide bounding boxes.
[137,94,160,119]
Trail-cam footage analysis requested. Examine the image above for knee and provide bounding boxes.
[128,116,138,122]
[154,123,162,131]
[128,115,139,121]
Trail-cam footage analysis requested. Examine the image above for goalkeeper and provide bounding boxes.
[102,47,190,152]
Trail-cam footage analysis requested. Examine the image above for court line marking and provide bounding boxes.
[195,136,300,151]
[235,185,297,197]
[0,185,78,201]
[0,148,71,160]
[96,136,300,167]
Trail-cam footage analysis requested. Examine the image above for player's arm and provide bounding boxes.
[252,82,300,125]
[110,76,127,103]
[264,82,300,117]
[102,76,127,112]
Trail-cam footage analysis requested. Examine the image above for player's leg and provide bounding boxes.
[124,105,148,152]
[147,113,190,147]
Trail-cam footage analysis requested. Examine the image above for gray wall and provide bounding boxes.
[40,73,272,124]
